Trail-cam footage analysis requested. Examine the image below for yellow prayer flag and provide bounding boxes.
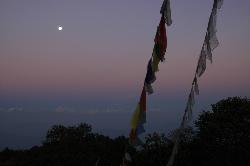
[130,104,141,129]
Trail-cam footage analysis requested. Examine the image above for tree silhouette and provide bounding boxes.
[175,97,250,166]
[0,97,249,166]
[44,123,92,145]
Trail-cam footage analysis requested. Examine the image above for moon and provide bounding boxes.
[58,26,63,31]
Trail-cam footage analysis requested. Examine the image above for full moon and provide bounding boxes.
[58,26,63,31]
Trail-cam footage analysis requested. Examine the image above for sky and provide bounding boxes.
[0,0,250,149]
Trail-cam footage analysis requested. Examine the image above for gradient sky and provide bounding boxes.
[0,0,250,149]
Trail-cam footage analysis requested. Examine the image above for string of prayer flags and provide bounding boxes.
[184,0,223,135]
[129,0,172,145]
[144,13,168,95]
[167,0,223,165]
[130,87,146,145]
[196,0,223,76]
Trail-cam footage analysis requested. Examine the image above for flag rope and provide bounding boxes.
[166,0,224,165]
[129,0,172,145]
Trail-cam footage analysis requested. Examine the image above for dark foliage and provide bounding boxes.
[174,97,250,166]
[0,123,129,166]
[0,96,249,166]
